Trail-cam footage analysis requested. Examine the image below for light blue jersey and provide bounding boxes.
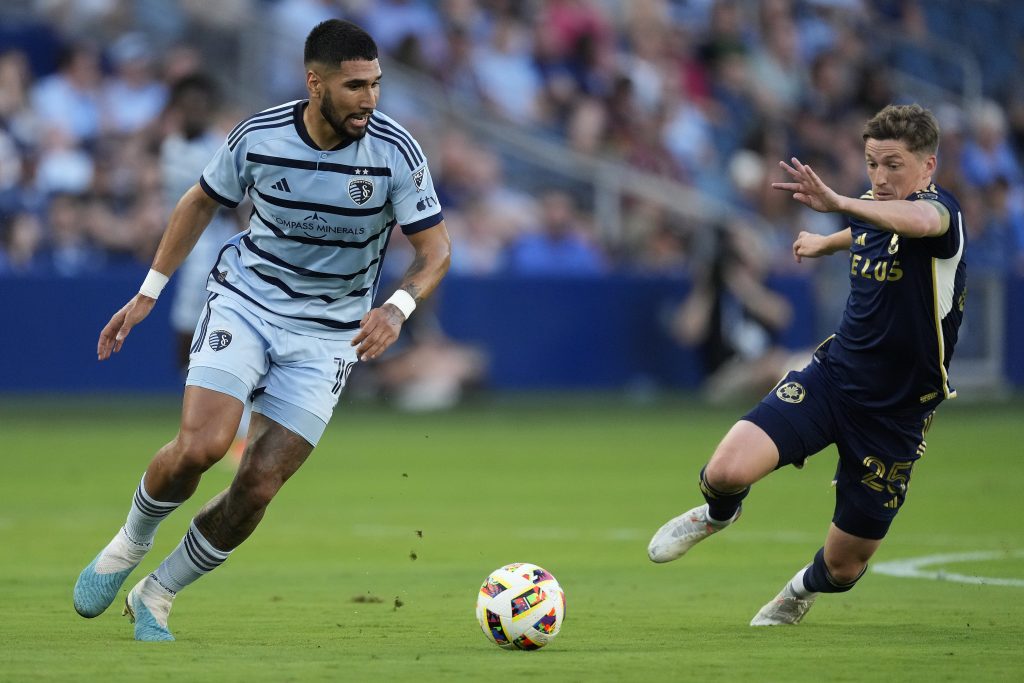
[198,100,443,339]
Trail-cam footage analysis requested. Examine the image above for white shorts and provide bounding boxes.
[185,293,358,446]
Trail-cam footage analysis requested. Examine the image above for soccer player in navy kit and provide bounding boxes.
[73,20,451,640]
[648,104,966,625]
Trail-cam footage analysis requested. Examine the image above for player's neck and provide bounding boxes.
[302,104,347,151]
[912,176,935,195]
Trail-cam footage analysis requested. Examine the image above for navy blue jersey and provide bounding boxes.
[822,183,966,412]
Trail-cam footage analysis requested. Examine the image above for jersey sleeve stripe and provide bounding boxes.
[199,176,240,208]
[228,119,294,151]
[246,152,392,176]
[228,111,294,148]
[366,128,415,169]
[254,188,387,217]
[368,116,424,165]
[226,103,296,140]
[400,211,444,235]
[241,234,380,280]
[253,208,392,248]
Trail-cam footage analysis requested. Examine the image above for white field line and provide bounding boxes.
[872,550,1024,587]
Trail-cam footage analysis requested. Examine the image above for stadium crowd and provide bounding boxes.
[1,0,1023,279]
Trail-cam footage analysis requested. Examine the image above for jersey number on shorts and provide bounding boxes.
[332,358,355,396]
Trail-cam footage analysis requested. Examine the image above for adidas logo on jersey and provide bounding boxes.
[271,177,291,192]
[855,233,866,246]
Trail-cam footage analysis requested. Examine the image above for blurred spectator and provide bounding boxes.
[471,13,542,124]
[969,177,1024,275]
[747,11,807,117]
[47,192,105,275]
[961,100,1023,189]
[159,73,240,367]
[34,125,94,195]
[504,190,607,275]
[360,0,445,63]
[0,212,45,273]
[100,32,168,135]
[0,49,41,148]
[29,41,102,144]
[0,130,25,219]
[355,302,488,412]
[669,223,805,404]
[265,0,341,102]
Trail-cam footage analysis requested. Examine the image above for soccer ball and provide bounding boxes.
[475,562,566,650]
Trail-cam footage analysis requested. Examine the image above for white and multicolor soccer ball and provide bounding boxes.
[475,562,566,651]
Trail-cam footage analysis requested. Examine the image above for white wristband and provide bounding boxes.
[139,269,169,299]
[384,289,416,320]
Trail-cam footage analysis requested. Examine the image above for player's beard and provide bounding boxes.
[320,89,367,141]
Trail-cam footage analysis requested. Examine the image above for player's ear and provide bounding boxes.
[306,69,321,97]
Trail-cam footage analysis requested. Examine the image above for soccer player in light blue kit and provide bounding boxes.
[648,104,966,626]
[73,20,451,641]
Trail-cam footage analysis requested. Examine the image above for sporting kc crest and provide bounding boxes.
[348,178,374,205]
[208,330,232,351]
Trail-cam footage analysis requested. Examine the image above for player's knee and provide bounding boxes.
[826,557,868,586]
[233,466,283,511]
[704,457,754,492]
[172,428,233,473]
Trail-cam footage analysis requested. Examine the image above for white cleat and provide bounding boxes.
[750,586,817,626]
[647,503,740,563]
[123,575,176,641]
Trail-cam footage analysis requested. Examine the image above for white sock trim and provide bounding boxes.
[788,567,817,599]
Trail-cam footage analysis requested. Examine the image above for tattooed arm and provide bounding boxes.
[352,221,452,361]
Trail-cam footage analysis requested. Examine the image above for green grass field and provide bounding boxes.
[2,394,1023,682]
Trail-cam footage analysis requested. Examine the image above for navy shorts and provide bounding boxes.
[742,359,934,540]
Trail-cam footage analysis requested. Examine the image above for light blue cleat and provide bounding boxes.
[123,575,176,641]
[73,529,149,618]
[74,555,137,617]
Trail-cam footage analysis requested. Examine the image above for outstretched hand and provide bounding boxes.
[351,304,405,361]
[772,157,843,214]
[97,294,157,360]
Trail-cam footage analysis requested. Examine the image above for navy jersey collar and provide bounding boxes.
[294,101,355,152]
